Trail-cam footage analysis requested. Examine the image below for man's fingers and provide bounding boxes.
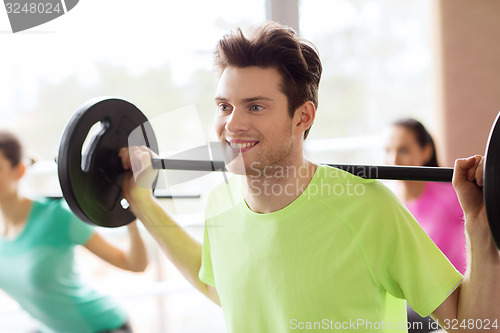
[118,146,154,172]
[453,155,484,186]
[454,156,475,180]
[130,148,151,175]
[126,146,159,189]
[119,147,131,170]
[476,156,485,187]
[467,155,483,186]
[466,156,481,182]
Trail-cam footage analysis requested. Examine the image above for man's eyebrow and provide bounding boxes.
[242,96,274,103]
[214,96,229,102]
[213,96,274,103]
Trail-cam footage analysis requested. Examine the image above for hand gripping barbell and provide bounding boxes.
[57,97,500,249]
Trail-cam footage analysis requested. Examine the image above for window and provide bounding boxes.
[300,0,434,164]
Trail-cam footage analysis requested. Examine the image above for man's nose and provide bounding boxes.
[225,108,249,133]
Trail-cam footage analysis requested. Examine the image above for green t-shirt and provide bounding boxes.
[0,198,127,333]
[199,165,463,332]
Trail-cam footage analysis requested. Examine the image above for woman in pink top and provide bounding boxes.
[385,118,466,333]
[385,118,466,272]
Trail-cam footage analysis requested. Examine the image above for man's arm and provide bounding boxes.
[119,147,221,306]
[431,155,500,332]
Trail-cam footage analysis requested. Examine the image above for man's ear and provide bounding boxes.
[293,101,316,136]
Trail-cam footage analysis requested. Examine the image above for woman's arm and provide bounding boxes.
[83,221,148,272]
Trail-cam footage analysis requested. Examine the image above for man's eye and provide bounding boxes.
[219,104,232,112]
[250,105,263,112]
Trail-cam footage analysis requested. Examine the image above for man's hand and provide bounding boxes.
[119,147,157,211]
[448,156,500,332]
[453,155,485,217]
[452,155,488,240]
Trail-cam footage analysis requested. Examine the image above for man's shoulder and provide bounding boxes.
[315,164,395,200]
[312,165,406,225]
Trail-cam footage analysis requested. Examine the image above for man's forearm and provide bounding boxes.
[133,198,208,294]
[457,218,500,331]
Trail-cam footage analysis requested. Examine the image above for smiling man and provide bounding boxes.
[120,22,500,332]
[213,65,317,212]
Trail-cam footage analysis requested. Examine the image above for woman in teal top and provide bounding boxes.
[0,130,148,333]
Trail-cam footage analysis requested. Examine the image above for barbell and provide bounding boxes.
[57,97,500,249]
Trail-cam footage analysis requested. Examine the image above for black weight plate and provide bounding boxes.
[57,97,158,227]
[484,111,500,250]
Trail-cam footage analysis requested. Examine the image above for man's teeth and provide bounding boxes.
[229,142,257,149]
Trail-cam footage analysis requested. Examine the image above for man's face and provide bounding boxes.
[214,66,297,176]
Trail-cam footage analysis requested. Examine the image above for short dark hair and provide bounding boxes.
[392,118,439,167]
[213,22,322,139]
[0,130,23,167]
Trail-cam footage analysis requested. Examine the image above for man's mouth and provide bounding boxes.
[227,140,259,151]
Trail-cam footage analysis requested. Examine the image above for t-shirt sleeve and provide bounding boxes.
[359,182,463,317]
[58,200,95,245]
[199,219,216,287]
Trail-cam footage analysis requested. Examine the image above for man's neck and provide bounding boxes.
[242,159,317,214]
